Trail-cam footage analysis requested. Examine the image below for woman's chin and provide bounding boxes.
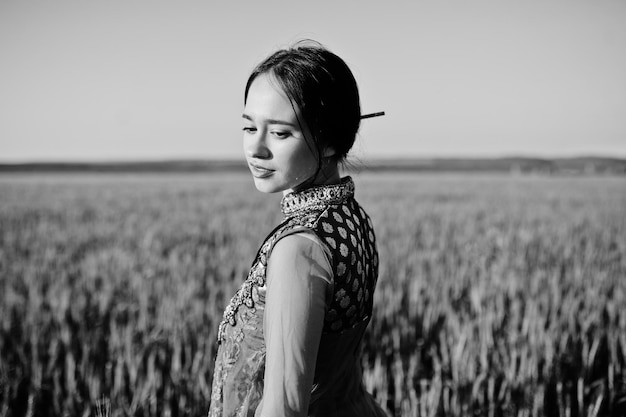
[252,177,281,194]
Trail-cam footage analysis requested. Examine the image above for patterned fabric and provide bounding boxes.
[209,177,385,417]
[281,178,355,217]
[314,200,378,333]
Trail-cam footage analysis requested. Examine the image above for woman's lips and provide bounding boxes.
[248,162,274,178]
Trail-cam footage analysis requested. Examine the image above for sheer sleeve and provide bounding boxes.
[256,232,333,417]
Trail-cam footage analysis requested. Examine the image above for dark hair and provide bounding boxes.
[244,41,361,166]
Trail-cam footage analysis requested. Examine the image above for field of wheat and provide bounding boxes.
[1,172,625,417]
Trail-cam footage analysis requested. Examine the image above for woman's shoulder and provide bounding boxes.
[313,199,375,244]
[321,198,372,226]
[267,231,334,286]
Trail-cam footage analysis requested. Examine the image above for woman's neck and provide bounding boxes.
[284,160,341,196]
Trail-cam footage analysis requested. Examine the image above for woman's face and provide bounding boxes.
[242,73,321,194]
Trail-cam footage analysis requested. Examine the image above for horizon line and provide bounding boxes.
[1,153,626,165]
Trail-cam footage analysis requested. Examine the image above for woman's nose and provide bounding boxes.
[245,130,271,159]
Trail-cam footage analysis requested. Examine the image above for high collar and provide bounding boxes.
[280,176,355,217]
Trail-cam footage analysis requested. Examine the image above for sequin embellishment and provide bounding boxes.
[281,177,355,217]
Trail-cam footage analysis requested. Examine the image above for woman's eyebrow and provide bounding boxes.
[242,113,296,127]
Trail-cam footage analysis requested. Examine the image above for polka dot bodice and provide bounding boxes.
[312,198,378,333]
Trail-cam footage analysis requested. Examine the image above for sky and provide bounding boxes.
[1,0,625,162]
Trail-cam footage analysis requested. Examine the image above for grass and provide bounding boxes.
[1,172,625,416]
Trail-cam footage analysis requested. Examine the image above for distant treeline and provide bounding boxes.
[0,160,248,173]
[0,157,625,174]
[356,157,626,175]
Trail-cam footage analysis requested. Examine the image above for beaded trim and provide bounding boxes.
[217,246,270,343]
[281,177,355,217]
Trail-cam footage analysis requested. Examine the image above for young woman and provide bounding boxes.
[209,42,387,417]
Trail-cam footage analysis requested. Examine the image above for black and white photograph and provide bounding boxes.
[1,1,625,416]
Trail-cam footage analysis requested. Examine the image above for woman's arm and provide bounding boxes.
[258,232,332,417]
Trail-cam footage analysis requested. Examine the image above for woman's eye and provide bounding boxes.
[272,131,289,139]
[242,127,256,133]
